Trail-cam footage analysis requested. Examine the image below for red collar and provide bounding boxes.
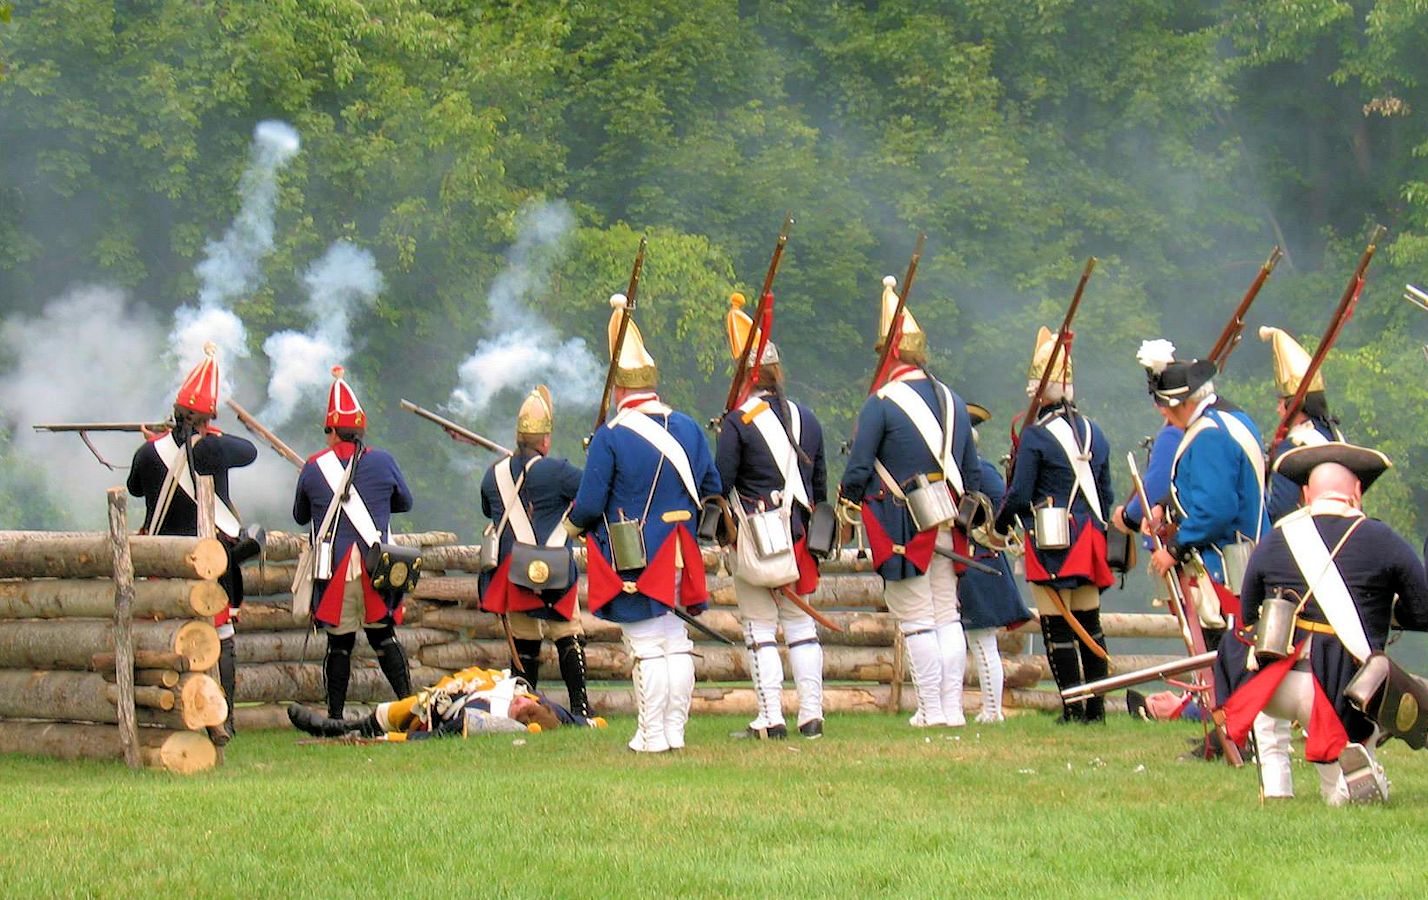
[617,392,660,411]
[887,363,923,382]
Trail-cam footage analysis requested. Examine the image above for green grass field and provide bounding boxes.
[1,713,1424,897]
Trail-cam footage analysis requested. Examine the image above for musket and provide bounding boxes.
[867,233,926,394]
[591,236,648,441]
[1018,257,1097,433]
[775,585,845,633]
[931,545,1001,577]
[33,420,172,470]
[226,400,304,469]
[1269,225,1387,453]
[716,215,794,428]
[670,605,736,645]
[1128,451,1243,767]
[400,399,512,457]
[1059,650,1217,702]
[1207,246,1283,370]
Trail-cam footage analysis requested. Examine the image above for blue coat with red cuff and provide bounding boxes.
[293,442,414,627]
[838,370,980,582]
[569,396,723,624]
[994,402,1114,592]
[479,451,583,621]
[716,390,827,594]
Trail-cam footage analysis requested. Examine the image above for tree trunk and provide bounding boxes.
[99,668,181,688]
[0,578,228,620]
[232,627,454,664]
[104,683,175,711]
[0,532,228,580]
[92,650,189,672]
[0,669,216,729]
[230,599,310,630]
[173,673,228,728]
[234,662,450,704]
[0,720,217,773]
[0,619,218,672]
[259,530,459,562]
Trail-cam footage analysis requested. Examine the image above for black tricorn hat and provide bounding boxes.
[966,402,991,427]
[1273,441,1392,492]
[1148,359,1217,407]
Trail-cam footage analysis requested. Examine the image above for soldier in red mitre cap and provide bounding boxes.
[127,342,257,744]
[291,366,415,721]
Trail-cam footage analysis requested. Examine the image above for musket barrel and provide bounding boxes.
[33,422,167,432]
[593,236,648,436]
[1060,651,1217,700]
[225,400,303,469]
[400,399,511,456]
[1208,245,1282,370]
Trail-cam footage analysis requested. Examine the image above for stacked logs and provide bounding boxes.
[0,529,231,773]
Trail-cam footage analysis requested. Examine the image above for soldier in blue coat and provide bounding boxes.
[959,404,1032,723]
[1142,351,1270,644]
[994,328,1114,723]
[1259,326,1344,523]
[564,295,722,753]
[478,386,589,716]
[1219,443,1428,804]
[292,367,415,720]
[839,276,981,727]
[716,293,828,739]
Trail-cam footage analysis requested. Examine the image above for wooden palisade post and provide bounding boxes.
[106,487,141,769]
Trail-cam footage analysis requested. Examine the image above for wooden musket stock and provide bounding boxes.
[1208,246,1283,370]
[592,236,648,440]
[400,400,512,456]
[226,400,303,468]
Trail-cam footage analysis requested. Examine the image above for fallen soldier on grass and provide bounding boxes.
[287,666,605,741]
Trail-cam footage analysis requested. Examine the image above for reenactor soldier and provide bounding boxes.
[1219,443,1428,803]
[993,329,1114,723]
[1259,326,1345,523]
[716,293,828,739]
[127,342,255,744]
[1141,348,1270,646]
[292,367,415,721]
[478,386,591,718]
[839,276,980,728]
[958,403,1033,724]
[564,295,722,753]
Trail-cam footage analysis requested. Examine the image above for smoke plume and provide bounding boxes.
[449,201,599,432]
[170,120,301,381]
[260,241,385,427]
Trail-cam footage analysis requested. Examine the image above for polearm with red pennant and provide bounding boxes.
[1268,225,1386,455]
[588,235,647,447]
[1207,246,1283,370]
[868,232,927,394]
[1004,258,1096,484]
[712,214,794,431]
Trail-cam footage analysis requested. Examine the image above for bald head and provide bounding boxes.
[1303,461,1362,507]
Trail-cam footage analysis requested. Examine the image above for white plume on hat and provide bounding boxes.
[1136,339,1177,374]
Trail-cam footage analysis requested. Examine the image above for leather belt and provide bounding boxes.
[1296,617,1335,636]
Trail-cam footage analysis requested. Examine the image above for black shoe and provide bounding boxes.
[1127,689,1149,720]
[207,724,232,747]
[287,703,354,738]
[730,724,788,740]
[798,719,824,739]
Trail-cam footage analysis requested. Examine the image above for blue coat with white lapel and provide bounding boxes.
[838,366,980,581]
[994,401,1113,590]
[569,394,722,623]
[1166,398,1270,582]
[479,450,583,618]
[716,390,827,540]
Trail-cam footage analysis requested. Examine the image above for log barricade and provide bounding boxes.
[0,523,1197,741]
[0,514,232,772]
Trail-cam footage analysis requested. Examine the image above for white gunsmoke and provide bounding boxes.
[170,120,302,383]
[449,201,599,429]
[261,241,385,427]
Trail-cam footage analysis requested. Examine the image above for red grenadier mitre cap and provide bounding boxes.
[325,365,367,430]
[176,341,221,416]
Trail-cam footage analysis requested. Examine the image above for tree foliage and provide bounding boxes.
[3,1,1428,537]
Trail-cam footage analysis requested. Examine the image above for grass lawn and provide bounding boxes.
[1,712,1424,897]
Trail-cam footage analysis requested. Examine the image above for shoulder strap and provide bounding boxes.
[1043,414,1105,525]
[151,434,242,537]
[494,457,538,545]
[1280,514,1372,662]
[739,396,809,511]
[315,450,384,547]
[615,411,700,503]
[876,380,964,496]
